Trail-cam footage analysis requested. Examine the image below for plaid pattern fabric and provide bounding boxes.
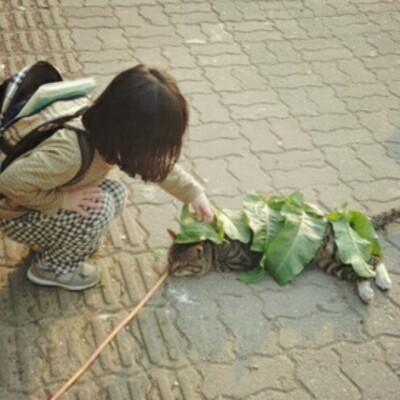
[0,180,126,275]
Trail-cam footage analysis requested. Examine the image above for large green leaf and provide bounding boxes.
[214,206,251,244]
[237,266,266,284]
[329,215,376,278]
[243,192,284,252]
[175,205,223,244]
[267,195,286,211]
[348,210,383,257]
[264,210,327,286]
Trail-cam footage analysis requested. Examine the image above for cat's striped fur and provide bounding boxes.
[168,208,399,303]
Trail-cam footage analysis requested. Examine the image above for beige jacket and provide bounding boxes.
[0,127,204,219]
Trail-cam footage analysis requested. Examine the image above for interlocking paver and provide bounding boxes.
[1,0,400,399]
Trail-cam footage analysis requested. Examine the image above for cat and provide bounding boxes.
[167,208,400,303]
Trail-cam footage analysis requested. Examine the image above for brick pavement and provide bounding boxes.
[0,0,400,399]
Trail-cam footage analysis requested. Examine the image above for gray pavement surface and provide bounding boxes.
[0,0,400,399]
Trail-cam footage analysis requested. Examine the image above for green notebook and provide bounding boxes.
[17,77,96,118]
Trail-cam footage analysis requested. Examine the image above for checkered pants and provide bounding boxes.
[0,180,126,275]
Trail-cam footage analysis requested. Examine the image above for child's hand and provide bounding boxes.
[61,186,104,218]
[191,192,214,224]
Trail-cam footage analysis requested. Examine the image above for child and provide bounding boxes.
[0,64,214,290]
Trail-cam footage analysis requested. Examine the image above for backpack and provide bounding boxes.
[0,60,94,185]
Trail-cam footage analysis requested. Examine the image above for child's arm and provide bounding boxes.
[157,164,214,223]
[191,192,214,223]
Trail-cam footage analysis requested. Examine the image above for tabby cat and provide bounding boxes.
[168,208,400,303]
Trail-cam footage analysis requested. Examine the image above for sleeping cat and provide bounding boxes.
[168,208,400,303]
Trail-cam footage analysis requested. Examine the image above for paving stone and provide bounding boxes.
[193,158,240,197]
[274,19,309,40]
[188,138,247,159]
[322,146,373,182]
[268,73,322,89]
[82,59,139,75]
[212,1,243,22]
[1,1,400,399]
[299,113,360,132]
[250,390,312,400]
[305,86,347,114]
[227,154,272,194]
[200,22,234,43]
[238,119,282,153]
[243,42,278,65]
[272,165,341,191]
[220,89,279,106]
[170,11,218,25]
[277,88,320,116]
[355,144,400,180]
[190,94,231,123]
[203,66,242,91]
[134,47,169,68]
[70,29,102,51]
[114,6,145,27]
[335,341,400,400]
[163,46,197,69]
[304,0,338,16]
[261,149,326,172]
[379,335,400,375]
[179,79,213,95]
[353,180,400,204]
[230,102,289,121]
[292,348,361,400]
[297,16,333,38]
[63,6,113,18]
[277,309,368,350]
[188,121,241,141]
[231,65,269,89]
[232,29,283,43]
[268,117,314,150]
[201,355,297,398]
[315,183,358,211]
[167,278,236,363]
[268,41,303,63]
[97,28,129,49]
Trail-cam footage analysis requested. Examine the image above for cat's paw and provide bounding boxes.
[357,280,374,303]
[375,263,392,291]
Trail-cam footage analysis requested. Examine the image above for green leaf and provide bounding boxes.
[243,192,284,252]
[284,191,305,211]
[176,205,223,244]
[267,195,286,211]
[348,210,383,257]
[214,206,251,244]
[330,215,376,278]
[152,248,166,259]
[304,201,325,218]
[237,266,266,284]
[264,210,327,286]
[328,211,342,222]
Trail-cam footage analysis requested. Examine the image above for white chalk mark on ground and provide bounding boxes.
[167,285,197,304]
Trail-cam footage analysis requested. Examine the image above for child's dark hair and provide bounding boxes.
[82,64,188,182]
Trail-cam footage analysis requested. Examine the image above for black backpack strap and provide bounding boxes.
[1,126,59,171]
[63,124,95,186]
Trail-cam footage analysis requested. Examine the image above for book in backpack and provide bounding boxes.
[0,60,96,183]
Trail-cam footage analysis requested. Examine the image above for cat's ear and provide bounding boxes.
[194,244,203,254]
[167,229,178,239]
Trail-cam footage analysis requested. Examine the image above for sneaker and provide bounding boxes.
[27,261,101,291]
